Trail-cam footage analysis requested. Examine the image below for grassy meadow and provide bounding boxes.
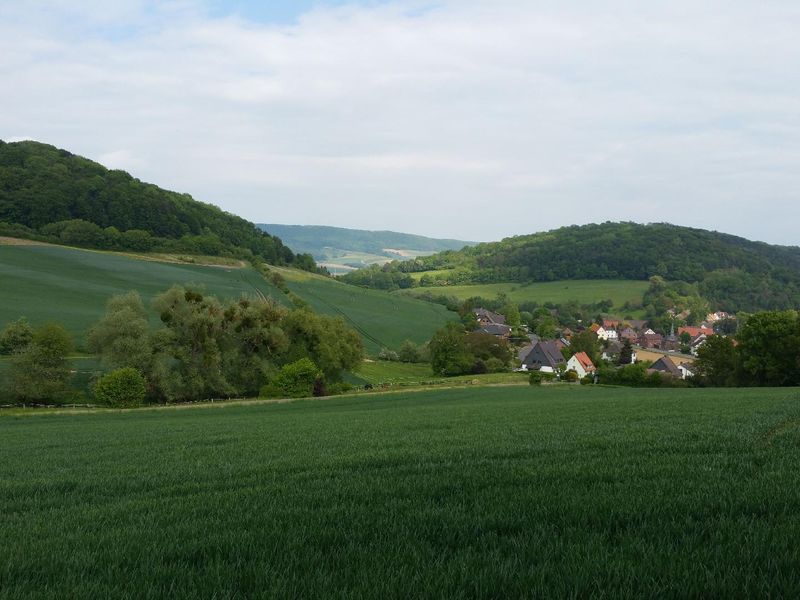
[0,244,289,344]
[2,386,800,598]
[400,279,648,308]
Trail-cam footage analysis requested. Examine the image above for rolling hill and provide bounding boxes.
[0,239,454,354]
[258,224,475,274]
[0,140,315,269]
[347,222,800,312]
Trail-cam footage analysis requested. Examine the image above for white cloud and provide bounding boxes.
[1,0,799,244]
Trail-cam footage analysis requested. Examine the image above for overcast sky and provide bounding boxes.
[2,1,799,245]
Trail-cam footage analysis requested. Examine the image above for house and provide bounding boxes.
[640,329,663,349]
[690,333,708,356]
[516,334,541,364]
[678,362,695,380]
[588,323,601,334]
[596,326,619,342]
[601,340,622,362]
[478,323,512,338]
[567,351,596,379]
[474,308,506,327]
[625,319,648,331]
[649,356,681,378]
[521,341,567,373]
[602,319,621,330]
[603,340,637,364]
[561,327,574,340]
[678,326,714,339]
[619,327,638,342]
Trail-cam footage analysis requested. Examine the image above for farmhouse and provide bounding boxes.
[567,351,596,379]
[596,326,619,341]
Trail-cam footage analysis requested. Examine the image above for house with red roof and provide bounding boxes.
[567,351,596,379]
[678,326,714,338]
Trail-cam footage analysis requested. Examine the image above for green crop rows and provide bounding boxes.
[0,246,289,345]
[2,386,799,597]
[282,273,456,355]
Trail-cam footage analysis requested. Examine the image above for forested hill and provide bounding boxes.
[346,222,800,312]
[259,224,474,257]
[0,140,316,269]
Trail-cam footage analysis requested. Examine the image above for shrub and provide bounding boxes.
[378,347,400,362]
[260,358,321,398]
[529,371,543,385]
[94,368,147,408]
[563,370,579,382]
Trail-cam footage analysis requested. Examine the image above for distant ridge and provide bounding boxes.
[345,222,800,312]
[258,223,476,274]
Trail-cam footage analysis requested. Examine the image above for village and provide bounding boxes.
[472,307,737,382]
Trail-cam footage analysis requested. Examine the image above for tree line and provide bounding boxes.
[0,287,364,406]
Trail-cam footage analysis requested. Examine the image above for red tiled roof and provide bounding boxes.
[573,351,596,372]
[679,326,713,338]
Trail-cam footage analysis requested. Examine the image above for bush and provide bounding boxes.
[93,368,147,407]
[563,370,579,382]
[260,358,321,398]
[378,347,400,362]
[529,370,555,385]
[327,382,354,396]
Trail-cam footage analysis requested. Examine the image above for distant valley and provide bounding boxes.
[258,224,476,275]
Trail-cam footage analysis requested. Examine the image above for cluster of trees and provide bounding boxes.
[344,222,800,313]
[428,323,513,376]
[0,140,317,270]
[693,311,800,387]
[0,287,364,405]
[0,319,75,402]
[87,288,363,402]
[377,340,429,363]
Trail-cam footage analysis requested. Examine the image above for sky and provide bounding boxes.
[2,0,799,245]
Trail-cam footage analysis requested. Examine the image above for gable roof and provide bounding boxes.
[572,351,596,372]
[474,308,506,325]
[650,356,681,377]
[522,340,566,369]
[478,323,512,336]
[679,326,714,338]
[589,323,601,333]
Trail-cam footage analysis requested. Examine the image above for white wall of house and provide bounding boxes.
[596,327,619,341]
[566,355,589,379]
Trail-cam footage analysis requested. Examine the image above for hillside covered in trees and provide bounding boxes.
[344,223,800,312]
[0,140,316,269]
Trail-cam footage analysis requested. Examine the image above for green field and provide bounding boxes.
[0,245,289,345]
[353,360,529,387]
[400,279,648,307]
[2,386,799,597]
[0,244,455,355]
[272,266,457,355]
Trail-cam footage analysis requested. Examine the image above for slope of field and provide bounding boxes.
[2,386,799,597]
[260,223,475,274]
[271,266,457,354]
[0,244,289,343]
[399,279,648,307]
